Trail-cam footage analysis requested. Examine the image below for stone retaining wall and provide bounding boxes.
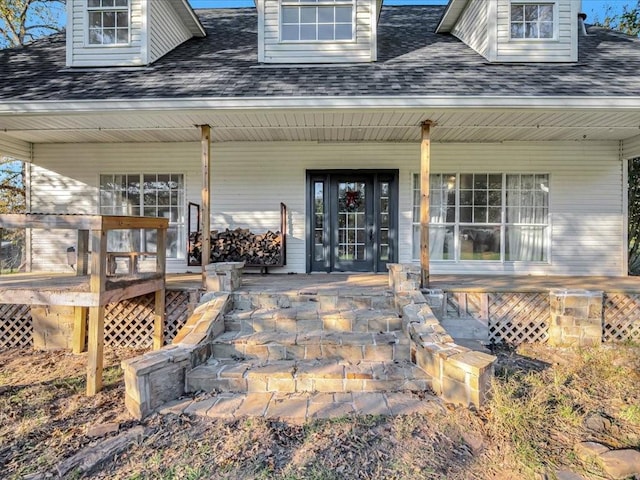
[390,263,496,408]
[121,292,232,419]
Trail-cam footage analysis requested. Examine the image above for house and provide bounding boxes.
[1,0,640,278]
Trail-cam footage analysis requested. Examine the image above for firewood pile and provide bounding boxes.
[189,228,284,266]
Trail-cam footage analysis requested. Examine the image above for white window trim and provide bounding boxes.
[279,0,356,43]
[411,172,551,264]
[509,1,558,42]
[85,0,131,48]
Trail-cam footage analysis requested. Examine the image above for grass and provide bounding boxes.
[1,344,639,479]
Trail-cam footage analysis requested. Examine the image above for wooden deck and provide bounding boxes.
[159,273,640,294]
[0,213,168,396]
[0,272,163,306]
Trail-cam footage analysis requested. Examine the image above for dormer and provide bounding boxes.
[256,0,383,63]
[66,0,206,68]
[437,0,579,62]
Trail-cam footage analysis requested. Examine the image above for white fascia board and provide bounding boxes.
[436,0,468,33]
[2,96,640,115]
[174,0,207,37]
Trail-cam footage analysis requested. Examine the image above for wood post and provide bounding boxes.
[200,125,211,288]
[72,307,87,354]
[153,225,167,350]
[73,229,90,354]
[420,121,433,289]
[87,227,107,396]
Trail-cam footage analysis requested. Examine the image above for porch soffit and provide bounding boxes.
[1,107,640,145]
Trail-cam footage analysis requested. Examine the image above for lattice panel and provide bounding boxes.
[445,292,488,319]
[0,304,32,349]
[163,291,194,342]
[105,294,156,348]
[0,291,196,350]
[104,291,195,348]
[488,293,550,345]
[603,293,640,342]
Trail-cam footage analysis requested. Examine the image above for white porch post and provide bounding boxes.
[200,125,211,288]
[420,120,433,289]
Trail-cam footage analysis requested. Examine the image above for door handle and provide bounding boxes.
[369,227,374,242]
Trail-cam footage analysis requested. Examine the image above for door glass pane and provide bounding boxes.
[379,181,390,261]
[337,181,366,261]
[314,181,325,262]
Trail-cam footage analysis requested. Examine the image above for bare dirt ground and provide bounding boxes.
[1,343,639,480]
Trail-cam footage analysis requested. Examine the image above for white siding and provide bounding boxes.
[451,0,489,59]
[0,134,31,162]
[67,0,145,67]
[29,140,624,276]
[622,135,640,160]
[148,0,193,64]
[494,0,578,62]
[261,0,376,63]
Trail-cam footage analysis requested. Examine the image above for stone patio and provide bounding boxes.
[158,390,445,423]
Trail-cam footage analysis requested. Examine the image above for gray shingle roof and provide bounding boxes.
[1,5,640,101]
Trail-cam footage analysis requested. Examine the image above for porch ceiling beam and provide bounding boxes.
[200,125,211,288]
[420,120,433,289]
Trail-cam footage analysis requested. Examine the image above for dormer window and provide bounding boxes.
[88,0,130,45]
[510,2,555,39]
[281,0,354,42]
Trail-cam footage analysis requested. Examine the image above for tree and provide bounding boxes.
[629,159,640,275]
[0,1,64,270]
[0,0,65,49]
[0,158,26,271]
[593,2,640,37]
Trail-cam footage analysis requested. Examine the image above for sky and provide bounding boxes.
[184,0,637,24]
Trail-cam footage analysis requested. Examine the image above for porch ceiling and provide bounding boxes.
[2,107,640,144]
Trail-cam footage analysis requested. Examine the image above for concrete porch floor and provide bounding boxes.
[167,272,640,294]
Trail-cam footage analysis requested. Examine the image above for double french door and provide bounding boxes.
[308,170,398,272]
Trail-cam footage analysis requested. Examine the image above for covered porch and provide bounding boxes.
[1,99,640,280]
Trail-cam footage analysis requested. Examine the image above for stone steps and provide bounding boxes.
[160,390,445,421]
[184,293,434,402]
[186,358,431,395]
[230,292,395,313]
[223,307,403,334]
[211,329,410,362]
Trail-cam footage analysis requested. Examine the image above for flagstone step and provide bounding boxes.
[186,358,431,395]
[230,291,395,313]
[160,390,445,422]
[223,307,403,334]
[211,329,410,362]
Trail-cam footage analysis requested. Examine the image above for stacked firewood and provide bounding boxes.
[189,228,283,265]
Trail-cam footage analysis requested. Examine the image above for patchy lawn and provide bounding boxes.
[1,343,639,479]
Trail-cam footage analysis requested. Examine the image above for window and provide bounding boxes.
[281,0,354,42]
[412,173,549,263]
[88,0,130,45]
[510,2,554,39]
[99,174,185,260]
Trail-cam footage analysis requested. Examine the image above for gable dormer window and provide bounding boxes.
[510,2,555,39]
[87,0,130,46]
[281,0,354,42]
